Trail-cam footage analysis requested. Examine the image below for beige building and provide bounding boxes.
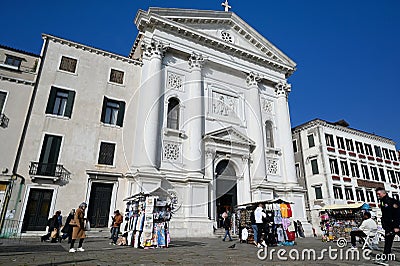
[0,45,39,229]
[292,119,400,234]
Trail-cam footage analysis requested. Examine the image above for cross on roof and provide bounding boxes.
[221,0,231,12]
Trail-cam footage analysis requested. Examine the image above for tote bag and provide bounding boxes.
[84,220,91,231]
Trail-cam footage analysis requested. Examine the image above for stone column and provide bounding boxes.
[241,154,252,204]
[205,148,216,220]
[244,72,266,184]
[275,81,297,184]
[132,40,167,170]
[183,53,205,174]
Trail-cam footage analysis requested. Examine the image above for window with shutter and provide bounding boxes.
[59,56,77,73]
[109,69,124,84]
[101,97,125,127]
[98,142,115,165]
[45,87,75,118]
[0,91,7,113]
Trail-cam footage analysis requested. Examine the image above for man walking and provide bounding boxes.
[375,187,400,265]
[254,203,266,248]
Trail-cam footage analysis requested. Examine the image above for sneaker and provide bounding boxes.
[350,246,357,250]
[373,258,389,266]
[257,243,262,248]
[261,241,267,247]
[77,247,85,252]
[68,248,76,253]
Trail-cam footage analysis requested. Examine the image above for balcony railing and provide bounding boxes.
[0,113,9,128]
[29,162,71,182]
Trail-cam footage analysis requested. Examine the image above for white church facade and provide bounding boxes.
[1,7,311,237]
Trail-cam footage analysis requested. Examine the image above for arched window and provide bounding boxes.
[265,121,274,148]
[167,97,180,130]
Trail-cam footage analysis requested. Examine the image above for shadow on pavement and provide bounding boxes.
[37,259,96,266]
[168,240,207,248]
[0,245,66,254]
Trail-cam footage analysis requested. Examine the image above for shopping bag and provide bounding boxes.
[50,229,58,238]
[84,220,91,231]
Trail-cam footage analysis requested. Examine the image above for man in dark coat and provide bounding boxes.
[376,187,400,264]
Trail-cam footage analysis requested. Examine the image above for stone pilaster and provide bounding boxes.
[183,53,205,174]
[274,81,297,184]
[241,154,252,203]
[132,40,168,170]
[244,72,266,184]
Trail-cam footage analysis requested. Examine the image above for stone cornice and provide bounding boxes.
[42,34,142,66]
[132,9,295,77]
[292,118,396,145]
[0,74,35,86]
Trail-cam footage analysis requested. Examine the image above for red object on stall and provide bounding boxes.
[286,231,296,241]
[286,204,292,218]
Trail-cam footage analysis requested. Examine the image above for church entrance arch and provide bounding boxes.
[215,159,237,228]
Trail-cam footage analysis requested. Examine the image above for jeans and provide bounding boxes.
[111,227,119,244]
[252,224,258,243]
[223,229,232,241]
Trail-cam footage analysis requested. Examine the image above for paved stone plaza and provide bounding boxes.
[0,235,399,265]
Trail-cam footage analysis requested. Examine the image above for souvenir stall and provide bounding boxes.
[235,198,295,246]
[320,203,371,242]
[123,187,177,249]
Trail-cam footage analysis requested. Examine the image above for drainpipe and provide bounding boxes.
[0,37,49,233]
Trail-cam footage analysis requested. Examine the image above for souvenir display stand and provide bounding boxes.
[235,198,296,246]
[320,203,371,242]
[124,188,176,249]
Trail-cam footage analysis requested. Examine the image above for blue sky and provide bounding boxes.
[1,0,399,148]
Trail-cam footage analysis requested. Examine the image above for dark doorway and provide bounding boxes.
[87,183,113,227]
[215,160,237,228]
[22,189,53,231]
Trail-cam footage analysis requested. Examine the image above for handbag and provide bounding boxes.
[50,228,58,238]
[84,220,91,231]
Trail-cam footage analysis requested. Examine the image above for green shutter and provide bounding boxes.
[45,87,57,114]
[117,101,125,127]
[64,90,76,118]
[100,97,107,123]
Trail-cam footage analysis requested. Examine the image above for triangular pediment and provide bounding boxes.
[133,8,296,75]
[204,126,256,148]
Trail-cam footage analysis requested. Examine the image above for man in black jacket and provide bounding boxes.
[376,187,400,260]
